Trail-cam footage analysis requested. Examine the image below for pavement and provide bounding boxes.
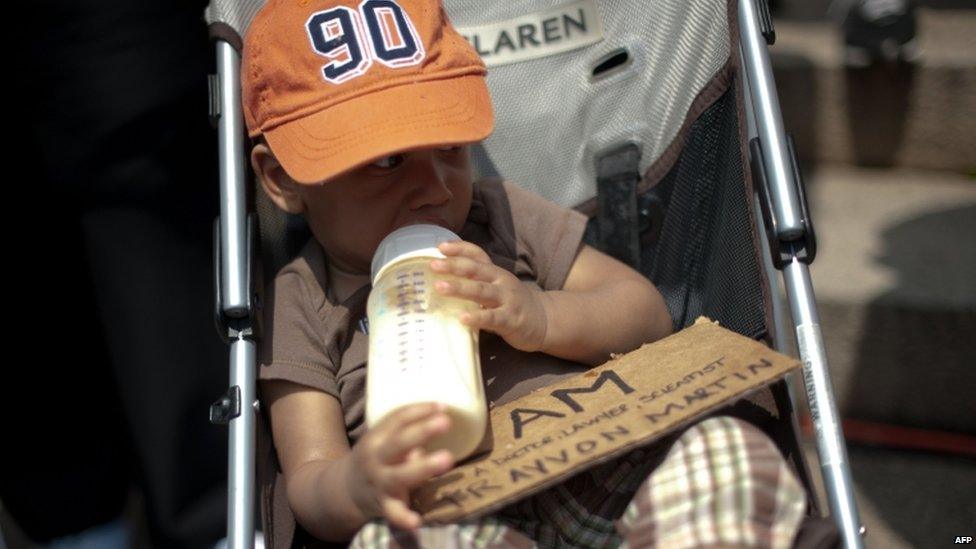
[771,8,976,172]
[807,165,976,434]
[801,441,976,549]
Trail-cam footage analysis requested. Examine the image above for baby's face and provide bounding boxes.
[299,145,474,275]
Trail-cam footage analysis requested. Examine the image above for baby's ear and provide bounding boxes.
[251,140,306,214]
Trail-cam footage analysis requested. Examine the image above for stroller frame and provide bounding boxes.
[209,1,864,547]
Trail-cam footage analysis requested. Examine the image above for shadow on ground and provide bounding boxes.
[849,446,976,547]
[846,205,976,434]
[842,204,976,545]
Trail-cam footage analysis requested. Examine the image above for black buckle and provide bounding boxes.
[754,0,776,45]
[595,143,642,269]
[209,386,241,425]
[207,74,221,129]
[751,135,816,269]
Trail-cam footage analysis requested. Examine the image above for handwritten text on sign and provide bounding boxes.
[411,318,801,523]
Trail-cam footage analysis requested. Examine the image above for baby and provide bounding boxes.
[244,0,809,547]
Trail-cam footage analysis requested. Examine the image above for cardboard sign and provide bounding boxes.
[411,317,801,523]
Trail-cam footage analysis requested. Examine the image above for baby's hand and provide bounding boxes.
[349,403,454,530]
[431,240,548,353]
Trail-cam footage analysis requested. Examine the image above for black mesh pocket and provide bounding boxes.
[585,81,769,341]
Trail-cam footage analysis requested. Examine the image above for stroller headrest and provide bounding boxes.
[445,0,733,209]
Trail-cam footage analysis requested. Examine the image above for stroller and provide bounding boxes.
[204,0,864,546]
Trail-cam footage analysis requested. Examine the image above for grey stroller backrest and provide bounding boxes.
[445,0,731,210]
[443,0,771,341]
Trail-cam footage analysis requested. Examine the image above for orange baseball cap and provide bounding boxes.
[242,0,494,185]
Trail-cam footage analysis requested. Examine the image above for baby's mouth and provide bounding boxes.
[398,216,452,231]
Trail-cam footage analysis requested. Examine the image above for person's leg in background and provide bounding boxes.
[839,0,918,66]
[80,90,229,546]
[3,1,228,546]
[1,196,134,545]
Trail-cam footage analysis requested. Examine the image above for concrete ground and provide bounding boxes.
[771,8,976,172]
[801,441,976,549]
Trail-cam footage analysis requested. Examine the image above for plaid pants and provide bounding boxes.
[349,416,807,549]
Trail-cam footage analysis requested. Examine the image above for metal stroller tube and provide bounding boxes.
[738,1,864,547]
[217,41,251,318]
[225,337,258,549]
[213,39,258,549]
[739,0,803,238]
[783,260,864,548]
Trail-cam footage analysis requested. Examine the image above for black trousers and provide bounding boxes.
[3,1,228,546]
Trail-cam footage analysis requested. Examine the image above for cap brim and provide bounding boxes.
[264,74,493,185]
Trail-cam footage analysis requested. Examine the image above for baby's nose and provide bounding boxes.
[407,161,452,209]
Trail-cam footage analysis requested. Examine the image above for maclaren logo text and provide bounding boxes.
[456,0,604,68]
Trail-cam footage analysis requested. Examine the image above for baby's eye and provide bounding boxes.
[369,154,404,169]
[438,145,461,153]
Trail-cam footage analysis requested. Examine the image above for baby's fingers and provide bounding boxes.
[430,255,495,283]
[386,449,454,488]
[372,402,444,440]
[376,412,451,464]
[437,240,492,264]
[458,306,509,332]
[375,450,453,529]
[380,497,422,531]
[434,277,501,308]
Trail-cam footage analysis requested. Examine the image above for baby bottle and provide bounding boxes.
[365,224,488,461]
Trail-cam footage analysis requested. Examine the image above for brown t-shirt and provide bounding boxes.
[258,178,591,445]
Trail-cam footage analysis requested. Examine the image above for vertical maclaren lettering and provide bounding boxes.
[803,365,820,422]
[550,370,635,413]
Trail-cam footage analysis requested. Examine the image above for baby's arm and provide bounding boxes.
[540,244,672,365]
[432,241,671,366]
[262,380,455,542]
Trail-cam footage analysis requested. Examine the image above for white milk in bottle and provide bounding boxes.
[366,224,487,460]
